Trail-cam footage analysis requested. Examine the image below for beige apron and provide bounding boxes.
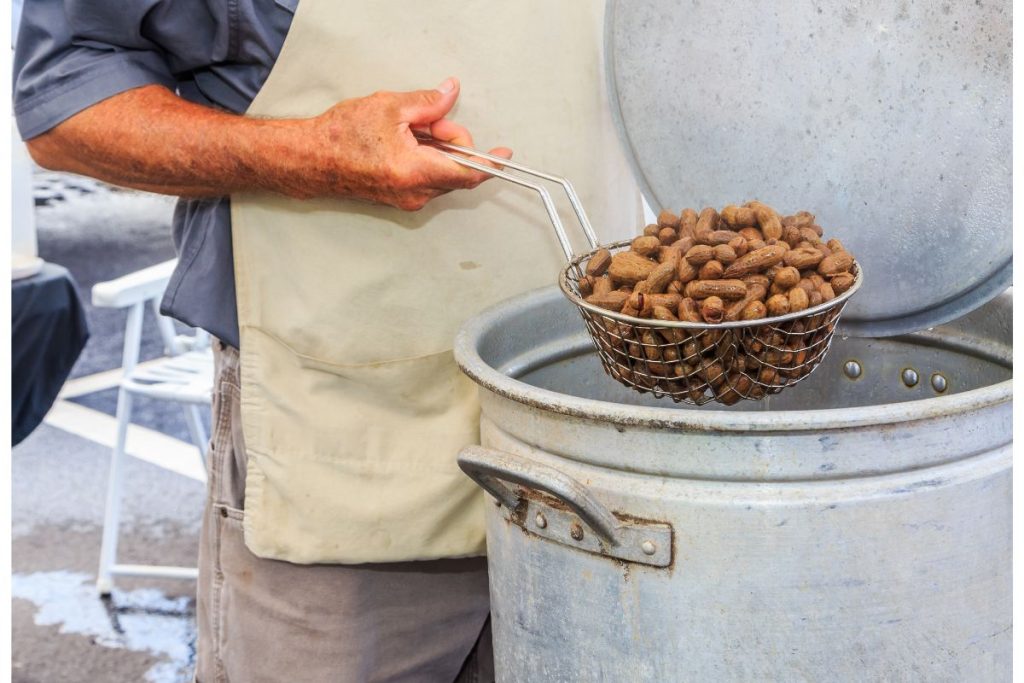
[232,0,641,564]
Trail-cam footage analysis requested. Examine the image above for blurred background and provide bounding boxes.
[12,144,207,681]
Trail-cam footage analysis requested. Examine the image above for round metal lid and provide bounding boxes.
[606,0,1011,337]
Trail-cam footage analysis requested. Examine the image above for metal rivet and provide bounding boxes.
[534,512,547,529]
[843,360,862,379]
[931,373,948,393]
[901,368,919,387]
[570,523,584,541]
[641,540,657,556]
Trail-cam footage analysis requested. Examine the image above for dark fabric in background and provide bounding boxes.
[12,263,90,445]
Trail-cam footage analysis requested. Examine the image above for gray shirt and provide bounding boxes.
[14,0,298,347]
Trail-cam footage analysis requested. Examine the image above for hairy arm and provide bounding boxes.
[25,79,509,210]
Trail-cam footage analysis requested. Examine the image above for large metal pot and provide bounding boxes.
[454,286,1011,681]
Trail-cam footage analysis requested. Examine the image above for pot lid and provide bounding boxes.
[605,0,1011,337]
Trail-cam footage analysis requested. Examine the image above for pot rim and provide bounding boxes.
[454,286,1012,433]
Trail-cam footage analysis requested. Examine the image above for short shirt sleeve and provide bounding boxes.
[13,0,178,140]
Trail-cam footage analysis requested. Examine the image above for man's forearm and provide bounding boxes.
[26,85,315,198]
[24,78,509,209]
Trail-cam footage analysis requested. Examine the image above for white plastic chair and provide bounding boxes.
[91,259,214,595]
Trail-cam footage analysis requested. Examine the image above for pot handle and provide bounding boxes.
[457,444,626,548]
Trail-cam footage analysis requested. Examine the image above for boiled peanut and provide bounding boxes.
[698,260,724,281]
[586,291,629,311]
[685,244,715,266]
[782,226,802,248]
[585,248,612,276]
[609,251,656,284]
[799,227,822,244]
[643,224,661,237]
[677,258,699,284]
[722,244,787,278]
[657,209,680,228]
[713,244,738,265]
[653,306,684,343]
[753,204,783,240]
[679,208,698,238]
[789,286,810,312]
[700,296,726,324]
[830,272,855,294]
[672,236,696,254]
[657,245,683,267]
[766,294,790,316]
[742,273,771,289]
[784,247,824,270]
[721,204,758,227]
[706,230,741,246]
[739,227,764,242]
[685,279,748,300]
[593,275,613,295]
[646,261,677,293]
[741,300,768,320]
[725,283,768,321]
[773,266,801,289]
[658,227,677,245]
[695,207,719,239]
[678,297,702,323]
[631,235,661,257]
[648,293,682,310]
[818,251,854,276]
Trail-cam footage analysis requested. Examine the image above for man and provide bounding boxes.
[14,1,640,680]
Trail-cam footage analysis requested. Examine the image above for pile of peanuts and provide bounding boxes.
[575,201,858,405]
[579,201,856,323]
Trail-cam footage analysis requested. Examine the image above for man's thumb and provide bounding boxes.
[399,77,459,125]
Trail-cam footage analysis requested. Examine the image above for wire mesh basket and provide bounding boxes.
[418,135,863,405]
[560,243,862,405]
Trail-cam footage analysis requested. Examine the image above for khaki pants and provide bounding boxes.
[195,341,493,683]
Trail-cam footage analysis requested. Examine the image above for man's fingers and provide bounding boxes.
[486,147,513,161]
[410,147,493,190]
[429,118,474,148]
[397,77,460,126]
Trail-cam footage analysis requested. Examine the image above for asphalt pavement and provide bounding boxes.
[13,171,206,683]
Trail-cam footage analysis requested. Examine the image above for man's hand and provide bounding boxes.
[25,78,509,211]
[297,78,511,210]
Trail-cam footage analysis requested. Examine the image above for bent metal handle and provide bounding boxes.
[414,134,600,261]
[458,444,622,545]
[458,445,673,567]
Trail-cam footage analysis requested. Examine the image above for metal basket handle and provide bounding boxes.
[415,134,599,261]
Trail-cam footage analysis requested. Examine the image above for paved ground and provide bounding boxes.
[13,172,206,682]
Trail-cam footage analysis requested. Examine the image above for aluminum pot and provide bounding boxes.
[454,286,1011,682]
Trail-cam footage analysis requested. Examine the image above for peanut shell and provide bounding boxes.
[585,248,612,276]
[631,235,661,257]
[609,251,656,285]
[700,296,725,324]
[698,260,724,281]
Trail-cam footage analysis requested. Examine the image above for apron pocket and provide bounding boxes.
[295,348,467,417]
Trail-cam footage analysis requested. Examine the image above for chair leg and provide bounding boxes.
[182,403,209,471]
[97,388,133,596]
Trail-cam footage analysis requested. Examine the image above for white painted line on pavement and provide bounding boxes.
[43,400,206,482]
